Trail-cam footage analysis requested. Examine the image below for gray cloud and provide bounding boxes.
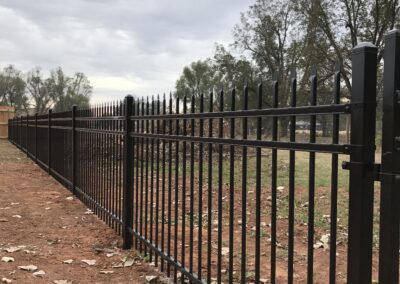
[0,0,253,102]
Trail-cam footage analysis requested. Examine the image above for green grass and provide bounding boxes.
[132,141,382,244]
[144,150,350,189]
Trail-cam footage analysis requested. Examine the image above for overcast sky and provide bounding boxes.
[0,0,254,102]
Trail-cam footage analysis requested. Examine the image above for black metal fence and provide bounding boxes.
[7,30,400,284]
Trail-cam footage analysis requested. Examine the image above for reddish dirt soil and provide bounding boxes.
[0,140,165,284]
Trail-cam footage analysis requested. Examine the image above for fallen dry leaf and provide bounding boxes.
[221,247,229,256]
[99,270,114,274]
[145,275,158,282]
[66,197,73,201]
[314,234,330,250]
[1,257,14,263]
[84,209,93,215]
[1,278,12,283]
[53,281,72,284]
[63,259,73,264]
[111,263,124,268]
[314,242,324,249]
[33,270,45,277]
[81,259,96,266]
[4,247,20,253]
[18,265,38,272]
[123,258,134,267]
[12,215,21,219]
[47,239,61,245]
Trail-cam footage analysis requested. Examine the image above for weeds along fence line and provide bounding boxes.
[7,31,400,284]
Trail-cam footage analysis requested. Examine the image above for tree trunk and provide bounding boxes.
[321,119,330,137]
[279,117,290,138]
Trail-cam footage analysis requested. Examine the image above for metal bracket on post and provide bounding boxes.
[342,161,381,181]
[122,95,133,249]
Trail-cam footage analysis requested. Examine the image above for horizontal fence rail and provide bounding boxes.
[9,37,399,283]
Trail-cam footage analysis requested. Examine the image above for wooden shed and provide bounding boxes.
[0,106,15,139]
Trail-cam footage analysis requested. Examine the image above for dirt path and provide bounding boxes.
[0,140,164,284]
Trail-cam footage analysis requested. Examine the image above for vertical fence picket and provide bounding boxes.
[207,91,213,284]
[140,99,145,253]
[217,89,224,284]
[167,94,173,277]
[198,93,204,281]
[181,95,187,284]
[72,105,77,195]
[271,74,278,284]
[135,99,140,250]
[241,84,248,284]
[174,97,180,282]
[145,98,149,257]
[288,70,297,284]
[189,94,195,277]
[35,113,38,163]
[26,114,29,156]
[307,66,317,284]
[155,95,160,267]
[123,95,133,249]
[255,83,262,283]
[161,94,166,272]
[229,88,235,284]
[48,109,52,174]
[330,61,341,284]
[150,97,155,263]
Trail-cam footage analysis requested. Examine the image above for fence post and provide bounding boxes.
[26,115,29,157]
[72,105,77,195]
[19,116,21,148]
[35,113,38,163]
[346,42,377,284]
[379,29,400,284]
[48,109,52,175]
[123,95,133,249]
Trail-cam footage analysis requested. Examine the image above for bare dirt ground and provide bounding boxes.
[0,140,165,284]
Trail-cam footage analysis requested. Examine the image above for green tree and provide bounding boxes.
[295,0,399,93]
[52,70,92,112]
[213,44,259,105]
[175,59,221,106]
[233,0,303,136]
[0,65,27,113]
[26,68,52,115]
